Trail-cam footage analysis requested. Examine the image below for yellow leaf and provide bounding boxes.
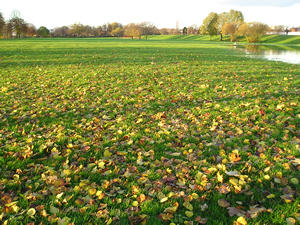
[106,217,113,225]
[132,201,139,207]
[267,194,275,199]
[217,172,223,183]
[286,217,296,225]
[27,208,36,217]
[160,213,173,221]
[164,203,178,214]
[276,104,285,110]
[183,201,193,211]
[98,161,105,169]
[290,178,299,185]
[67,143,73,148]
[229,177,239,186]
[185,211,193,218]
[63,169,71,176]
[88,188,97,195]
[104,149,112,157]
[234,216,247,225]
[191,193,199,200]
[160,197,168,203]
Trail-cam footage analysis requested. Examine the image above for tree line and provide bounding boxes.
[0,10,291,42]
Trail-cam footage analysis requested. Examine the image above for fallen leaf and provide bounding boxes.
[247,205,266,218]
[225,171,240,177]
[57,217,71,225]
[27,208,36,217]
[290,178,299,185]
[50,206,59,214]
[218,199,230,208]
[234,216,247,225]
[185,211,193,218]
[228,207,246,217]
[217,172,223,183]
[160,197,168,203]
[183,201,193,211]
[286,217,296,225]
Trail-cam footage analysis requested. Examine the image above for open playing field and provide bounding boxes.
[0,38,299,225]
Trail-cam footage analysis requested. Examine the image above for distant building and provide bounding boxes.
[290,27,300,32]
[289,27,300,35]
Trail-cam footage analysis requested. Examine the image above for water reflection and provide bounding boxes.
[232,44,300,64]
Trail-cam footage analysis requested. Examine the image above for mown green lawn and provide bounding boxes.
[0,38,299,225]
[145,34,300,46]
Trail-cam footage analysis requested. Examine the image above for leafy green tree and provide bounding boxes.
[201,10,244,41]
[200,12,219,38]
[37,26,50,37]
[226,10,244,25]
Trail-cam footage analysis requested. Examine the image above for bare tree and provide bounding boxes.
[269,25,285,34]
[26,24,37,37]
[0,12,5,37]
[53,26,70,37]
[187,25,199,35]
[140,22,158,39]
[70,23,85,37]
[8,17,27,38]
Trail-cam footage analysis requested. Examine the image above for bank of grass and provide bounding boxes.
[0,38,299,225]
[145,34,300,45]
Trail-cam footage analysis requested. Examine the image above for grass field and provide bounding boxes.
[145,34,300,45]
[0,38,299,225]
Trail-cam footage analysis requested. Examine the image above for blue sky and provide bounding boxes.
[0,0,299,29]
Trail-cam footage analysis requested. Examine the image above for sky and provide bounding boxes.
[0,0,299,29]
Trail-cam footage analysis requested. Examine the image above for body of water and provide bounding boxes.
[232,44,300,64]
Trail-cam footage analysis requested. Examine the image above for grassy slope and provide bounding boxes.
[0,39,299,225]
[145,34,300,45]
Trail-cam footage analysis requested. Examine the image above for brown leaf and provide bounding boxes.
[218,199,230,208]
[159,213,174,221]
[247,205,266,218]
[216,184,231,194]
[195,216,208,224]
[228,207,246,217]
[129,214,148,225]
